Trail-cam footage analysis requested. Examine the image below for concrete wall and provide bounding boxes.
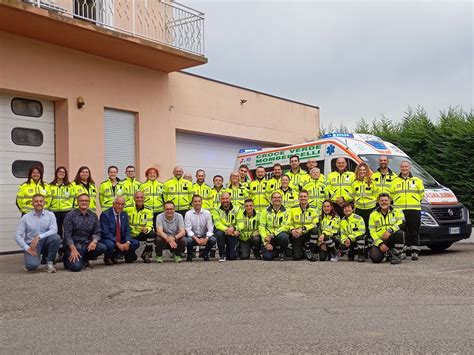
[0,32,319,181]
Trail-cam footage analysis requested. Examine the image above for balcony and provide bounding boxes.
[0,0,207,72]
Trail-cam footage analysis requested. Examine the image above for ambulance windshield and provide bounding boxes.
[360,154,439,188]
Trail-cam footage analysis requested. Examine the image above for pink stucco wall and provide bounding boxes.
[0,32,319,181]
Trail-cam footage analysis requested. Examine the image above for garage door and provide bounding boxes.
[0,94,55,253]
[176,132,273,185]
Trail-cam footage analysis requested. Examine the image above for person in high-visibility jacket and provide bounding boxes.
[286,154,309,190]
[340,202,366,262]
[71,166,97,212]
[286,190,319,261]
[237,164,250,190]
[305,159,326,184]
[265,163,283,201]
[368,193,406,265]
[49,167,74,245]
[121,165,141,208]
[317,200,341,262]
[259,191,290,261]
[390,161,424,260]
[303,167,328,212]
[351,162,378,241]
[163,166,193,218]
[99,165,125,210]
[124,191,156,263]
[371,155,397,196]
[275,175,298,209]
[248,166,268,213]
[236,199,261,259]
[192,169,213,209]
[139,167,163,229]
[16,165,51,215]
[211,192,240,261]
[210,175,225,209]
[224,171,249,208]
[327,157,355,216]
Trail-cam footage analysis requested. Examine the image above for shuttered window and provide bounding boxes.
[104,108,136,180]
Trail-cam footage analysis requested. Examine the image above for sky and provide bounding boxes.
[185,0,473,130]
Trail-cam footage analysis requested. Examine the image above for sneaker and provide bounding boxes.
[278,253,285,261]
[330,254,339,262]
[304,249,314,261]
[155,256,163,263]
[219,256,226,262]
[411,252,419,261]
[357,254,366,263]
[203,255,210,261]
[115,254,124,262]
[390,255,401,265]
[45,264,57,273]
[400,252,407,260]
[142,251,152,264]
[174,255,182,263]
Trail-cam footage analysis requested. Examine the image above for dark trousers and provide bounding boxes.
[290,229,317,260]
[319,236,340,261]
[238,235,261,259]
[369,230,405,263]
[403,210,421,251]
[262,232,289,261]
[215,229,239,260]
[186,236,217,259]
[135,231,156,252]
[24,234,61,271]
[53,211,69,238]
[63,242,107,272]
[102,239,140,261]
[153,212,160,230]
[155,236,186,257]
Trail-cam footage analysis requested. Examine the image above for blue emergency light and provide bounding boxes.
[321,133,354,139]
[239,148,262,153]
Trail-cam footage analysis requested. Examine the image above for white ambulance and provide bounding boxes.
[235,133,471,251]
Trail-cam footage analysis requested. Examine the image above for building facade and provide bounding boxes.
[0,0,319,252]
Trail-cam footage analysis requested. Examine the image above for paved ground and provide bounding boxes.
[1,244,473,354]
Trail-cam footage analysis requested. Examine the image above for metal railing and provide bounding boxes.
[25,0,205,56]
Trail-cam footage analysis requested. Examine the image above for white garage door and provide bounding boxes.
[0,94,55,253]
[176,132,272,185]
[104,108,136,180]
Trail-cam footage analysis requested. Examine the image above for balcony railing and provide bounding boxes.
[24,0,205,56]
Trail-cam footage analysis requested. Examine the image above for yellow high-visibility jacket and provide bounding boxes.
[139,179,164,213]
[327,170,355,203]
[248,178,269,212]
[369,207,405,247]
[124,205,154,238]
[390,174,424,210]
[71,181,97,211]
[192,182,213,209]
[340,213,366,243]
[163,177,193,211]
[49,183,74,212]
[16,180,51,214]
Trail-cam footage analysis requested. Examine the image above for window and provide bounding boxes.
[11,98,43,117]
[11,128,43,146]
[12,161,44,178]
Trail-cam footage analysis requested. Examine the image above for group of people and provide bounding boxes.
[14,154,424,272]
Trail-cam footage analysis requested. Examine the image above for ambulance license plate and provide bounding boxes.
[449,227,460,235]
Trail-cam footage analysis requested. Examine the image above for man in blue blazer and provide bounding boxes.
[100,195,140,265]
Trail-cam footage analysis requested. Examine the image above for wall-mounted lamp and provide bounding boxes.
[240,99,247,105]
[77,97,85,109]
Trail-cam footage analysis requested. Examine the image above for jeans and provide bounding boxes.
[102,239,140,261]
[24,234,61,271]
[186,236,216,259]
[215,230,239,260]
[63,242,107,272]
[262,232,289,261]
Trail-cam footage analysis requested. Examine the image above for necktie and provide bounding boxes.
[115,214,121,243]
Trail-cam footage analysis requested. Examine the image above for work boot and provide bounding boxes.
[279,252,285,261]
[357,248,366,262]
[411,252,419,261]
[141,250,152,263]
[330,251,339,262]
[389,248,401,265]
[253,249,262,260]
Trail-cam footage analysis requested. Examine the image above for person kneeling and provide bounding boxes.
[236,199,262,259]
[100,196,139,265]
[368,193,406,265]
[340,202,367,262]
[63,194,107,271]
[155,201,186,263]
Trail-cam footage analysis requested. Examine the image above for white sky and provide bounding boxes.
[185,0,473,130]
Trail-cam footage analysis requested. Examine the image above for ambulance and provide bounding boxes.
[235,133,472,251]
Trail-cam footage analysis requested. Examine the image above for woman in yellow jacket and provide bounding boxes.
[16,165,51,215]
[99,165,125,210]
[71,166,98,212]
[351,163,378,237]
[49,166,75,236]
[317,199,341,261]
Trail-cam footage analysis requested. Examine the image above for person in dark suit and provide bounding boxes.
[100,195,139,265]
